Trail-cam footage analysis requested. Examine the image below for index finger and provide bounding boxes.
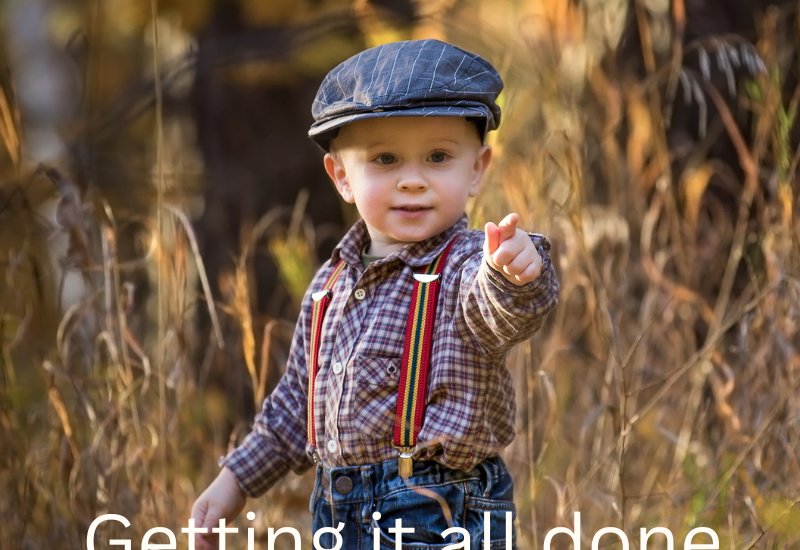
[498,213,520,241]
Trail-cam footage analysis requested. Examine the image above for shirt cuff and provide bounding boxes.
[217,431,287,499]
[482,234,553,297]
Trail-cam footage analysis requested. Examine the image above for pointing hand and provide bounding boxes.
[483,213,543,286]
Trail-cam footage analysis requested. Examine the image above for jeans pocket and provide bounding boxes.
[465,460,517,550]
[373,481,467,549]
[465,497,517,550]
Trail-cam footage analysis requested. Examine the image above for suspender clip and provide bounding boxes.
[395,446,414,479]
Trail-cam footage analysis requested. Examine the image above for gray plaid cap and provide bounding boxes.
[309,39,503,151]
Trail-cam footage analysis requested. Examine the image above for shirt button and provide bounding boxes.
[354,288,366,300]
[332,361,343,375]
[327,440,338,453]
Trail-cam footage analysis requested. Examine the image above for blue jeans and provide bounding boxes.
[310,456,517,549]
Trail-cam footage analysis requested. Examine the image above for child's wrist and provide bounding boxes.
[220,466,247,499]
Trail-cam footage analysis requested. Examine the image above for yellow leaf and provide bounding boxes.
[680,163,714,232]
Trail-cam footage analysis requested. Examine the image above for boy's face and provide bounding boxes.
[324,116,492,256]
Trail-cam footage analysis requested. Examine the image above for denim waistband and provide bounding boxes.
[314,455,509,505]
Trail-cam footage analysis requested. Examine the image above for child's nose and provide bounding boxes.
[396,166,428,191]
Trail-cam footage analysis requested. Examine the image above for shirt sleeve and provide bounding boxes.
[454,233,559,356]
[219,287,315,498]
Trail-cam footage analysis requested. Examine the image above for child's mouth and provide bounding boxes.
[393,206,431,217]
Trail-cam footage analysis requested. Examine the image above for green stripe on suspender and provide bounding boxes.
[399,279,429,444]
[393,240,454,449]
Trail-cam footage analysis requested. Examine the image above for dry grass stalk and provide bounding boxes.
[1,1,799,548]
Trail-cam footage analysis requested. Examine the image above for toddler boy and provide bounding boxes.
[192,39,559,549]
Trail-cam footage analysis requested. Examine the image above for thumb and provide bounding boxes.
[497,213,519,241]
[484,222,501,256]
[190,501,216,550]
[191,500,208,527]
[192,500,221,532]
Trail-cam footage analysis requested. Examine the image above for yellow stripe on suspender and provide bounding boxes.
[404,277,431,443]
[399,280,427,442]
[393,241,455,476]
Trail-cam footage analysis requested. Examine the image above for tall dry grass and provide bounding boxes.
[1,1,799,549]
[452,2,800,548]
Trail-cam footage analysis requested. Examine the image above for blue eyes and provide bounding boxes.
[372,152,449,164]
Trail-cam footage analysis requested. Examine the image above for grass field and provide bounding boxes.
[1,1,798,548]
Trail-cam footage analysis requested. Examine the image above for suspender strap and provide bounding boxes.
[393,239,455,476]
[305,238,455,472]
[307,260,347,448]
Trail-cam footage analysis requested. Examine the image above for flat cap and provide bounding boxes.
[309,39,503,151]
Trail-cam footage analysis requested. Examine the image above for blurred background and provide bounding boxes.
[1,0,798,548]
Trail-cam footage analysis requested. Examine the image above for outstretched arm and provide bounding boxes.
[456,213,559,355]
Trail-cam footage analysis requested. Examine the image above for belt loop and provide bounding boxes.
[360,466,374,524]
[322,464,333,499]
[309,465,323,513]
[480,459,494,498]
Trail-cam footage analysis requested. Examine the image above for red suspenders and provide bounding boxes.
[307,239,456,477]
[392,240,453,477]
[307,261,347,448]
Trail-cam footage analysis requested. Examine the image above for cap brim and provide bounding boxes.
[308,104,492,151]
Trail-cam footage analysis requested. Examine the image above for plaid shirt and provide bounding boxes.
[222,214,559,497]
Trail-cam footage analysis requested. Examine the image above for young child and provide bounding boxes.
[191,39,559,549]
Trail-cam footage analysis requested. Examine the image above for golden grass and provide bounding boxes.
[1,1,799,549]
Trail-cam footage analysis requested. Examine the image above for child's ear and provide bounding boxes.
[468,144,492,197]
[324,152,354,203]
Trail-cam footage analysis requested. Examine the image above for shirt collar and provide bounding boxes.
[331,214,469,268]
